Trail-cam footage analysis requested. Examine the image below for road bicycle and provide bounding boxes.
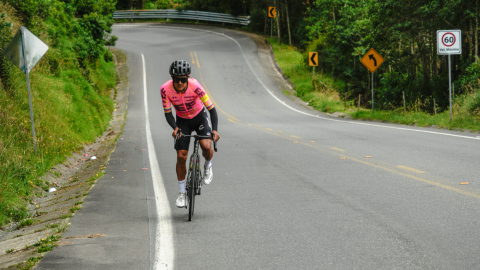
[175,130,217,221]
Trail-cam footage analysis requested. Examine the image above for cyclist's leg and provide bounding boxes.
[175,117,192,207]
[175,116,192,180]
[194,109,214,184]
[195,108,213,159]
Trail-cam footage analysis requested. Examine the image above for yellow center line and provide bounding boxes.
[190,52,195,64]
[266,128,273,131]
[194,52,201,68]
[197,71,236,120]
[330,147,345,152]
[396,166,426,174]
[291,135,300,139]
[195,68,480,201]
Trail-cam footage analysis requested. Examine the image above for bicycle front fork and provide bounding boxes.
[187,153,202,195]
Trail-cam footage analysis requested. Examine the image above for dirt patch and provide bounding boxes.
[63,233,106,239]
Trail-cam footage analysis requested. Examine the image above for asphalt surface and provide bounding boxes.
[37,24,480,270]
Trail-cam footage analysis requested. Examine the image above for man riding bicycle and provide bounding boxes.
[160,60,220,208]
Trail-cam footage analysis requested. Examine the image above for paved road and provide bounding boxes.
[38,24,480,270]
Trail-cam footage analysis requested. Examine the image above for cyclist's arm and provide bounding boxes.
[161,86,177,130]
[207,107,218,131]
[190,79,218,131]
[165,112,177,130]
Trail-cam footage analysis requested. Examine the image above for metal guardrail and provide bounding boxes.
[113,10,250,26]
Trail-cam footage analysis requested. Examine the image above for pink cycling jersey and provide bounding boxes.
[160,78,214,119]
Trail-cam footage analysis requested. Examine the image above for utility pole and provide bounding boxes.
[285,0,291,46]
[275,0,281,44]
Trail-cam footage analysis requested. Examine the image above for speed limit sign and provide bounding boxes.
[437,30,461,122]
[437,30,461,55]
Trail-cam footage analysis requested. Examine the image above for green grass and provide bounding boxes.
[0,59,115,226]
[45,223,60,229]
[18,255,43,270]
[17,218,34,229]
[29,234,62,253]
[267,38,480,131]
[352,108,480,131]
[69,206,81,213]
[267,38,345,113]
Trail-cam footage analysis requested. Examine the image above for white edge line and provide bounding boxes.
[142,54,174,270]
[123,25,479,142]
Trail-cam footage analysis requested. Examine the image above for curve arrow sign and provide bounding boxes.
[368,54,377,66]
[268,7,276,18]
[360,48,384,73]
[310,53,317,65]
[309,52,318,66]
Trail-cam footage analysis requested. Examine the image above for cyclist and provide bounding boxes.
[160,60,220,208]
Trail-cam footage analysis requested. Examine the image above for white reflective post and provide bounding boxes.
[21,28,37,153]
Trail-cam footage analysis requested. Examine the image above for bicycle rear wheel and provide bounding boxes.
[188,154,198,221]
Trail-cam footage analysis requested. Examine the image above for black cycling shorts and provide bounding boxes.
[175,108,212,151]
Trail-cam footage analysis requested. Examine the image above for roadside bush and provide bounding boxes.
[247,7,265,34]
[0,12,13,90]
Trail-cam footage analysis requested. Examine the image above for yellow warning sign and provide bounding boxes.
[268,7,276,18]
[360,48,385,73]
[309,52,318,66]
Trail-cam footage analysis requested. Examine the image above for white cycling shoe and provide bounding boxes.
[202,166,213,185]
[176,192,187,208]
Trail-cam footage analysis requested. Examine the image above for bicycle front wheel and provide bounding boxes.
[188,154,197,221]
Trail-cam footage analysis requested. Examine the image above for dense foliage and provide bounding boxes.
[299,0,480,114]
[0,0,117,226]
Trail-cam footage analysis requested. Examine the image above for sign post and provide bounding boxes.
[360,48,385,114]
[309,52,318,78]
[21,29,36,153]
[268,7,276,38]
[437,30,461,121]
[3,26,49,153]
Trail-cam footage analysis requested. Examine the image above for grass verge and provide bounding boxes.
[0,3,117,226]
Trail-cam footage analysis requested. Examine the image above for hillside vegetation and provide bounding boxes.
[0,0,117,227]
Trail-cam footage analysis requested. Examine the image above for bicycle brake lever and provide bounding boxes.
[211,133,217,152]
[174,128,182,149]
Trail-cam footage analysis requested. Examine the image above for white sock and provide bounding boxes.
[205,159,212,168]
[178,179,186,193]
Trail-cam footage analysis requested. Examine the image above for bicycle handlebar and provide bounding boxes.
[174,129,218,152]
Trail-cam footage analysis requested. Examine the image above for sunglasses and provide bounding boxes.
[173,77,188,84]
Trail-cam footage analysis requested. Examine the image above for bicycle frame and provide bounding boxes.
[174,130,216,221]
[187,136,203,195]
